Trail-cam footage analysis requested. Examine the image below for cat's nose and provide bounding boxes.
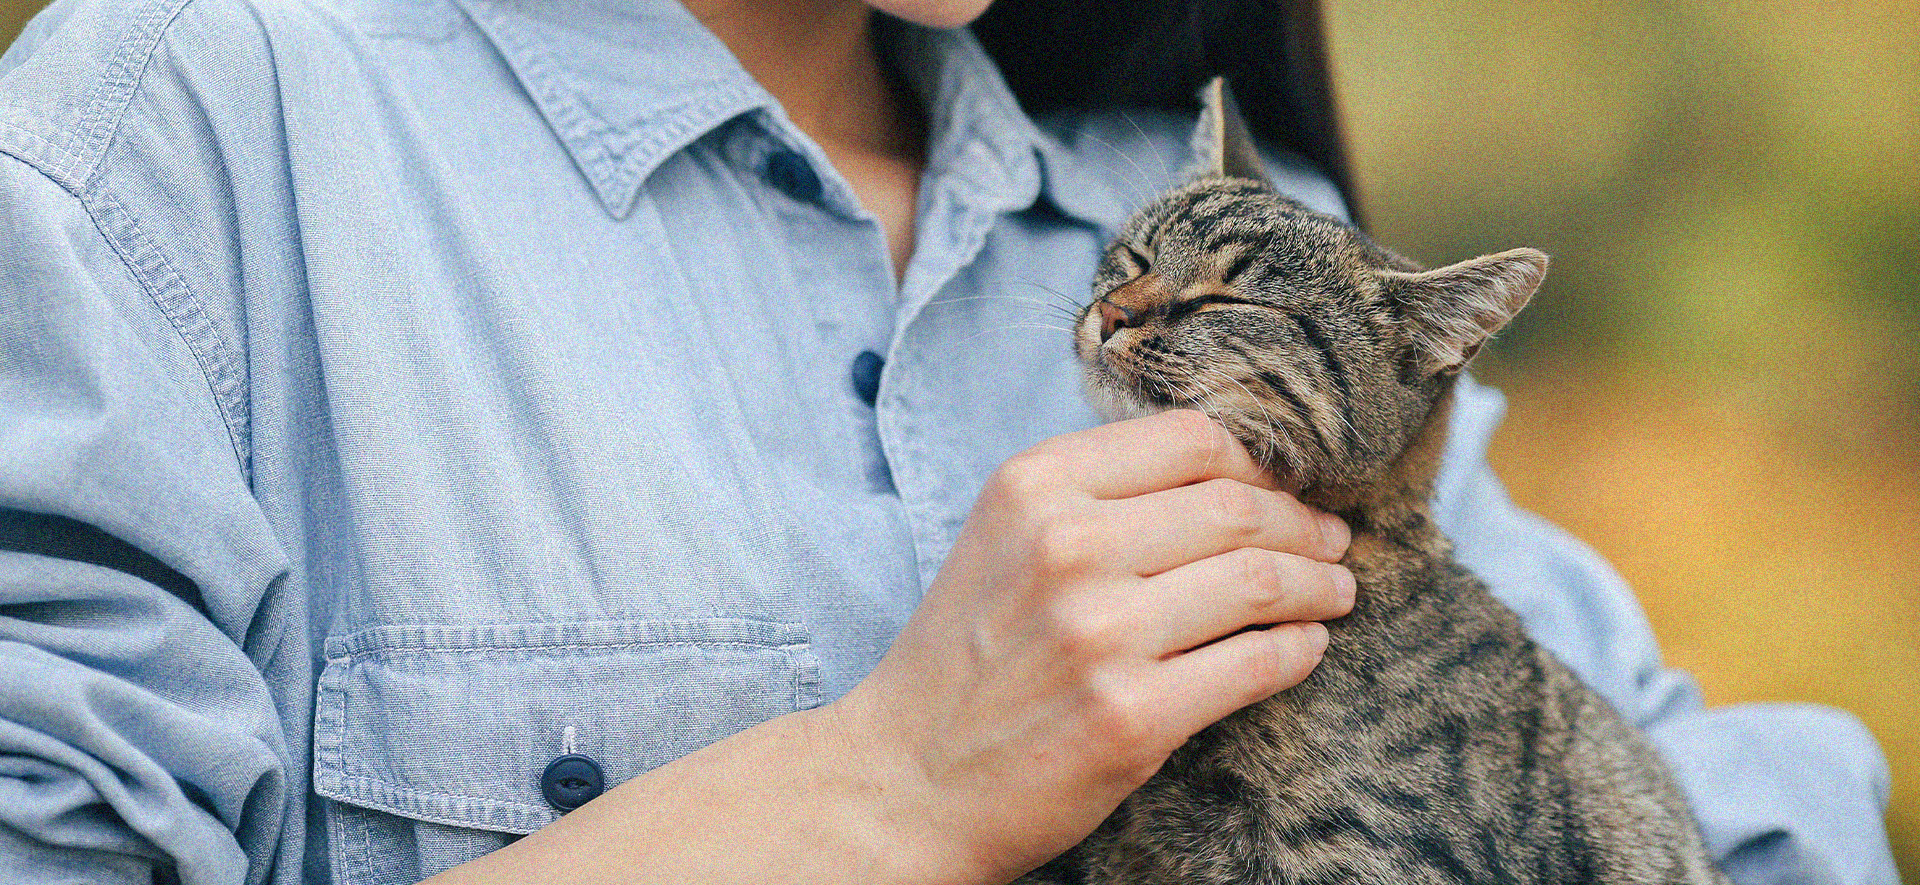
[1098,300,1131,342]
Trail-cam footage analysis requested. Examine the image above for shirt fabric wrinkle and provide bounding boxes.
[0,0,1898,884]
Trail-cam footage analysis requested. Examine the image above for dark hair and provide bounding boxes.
[973,0,1359,224]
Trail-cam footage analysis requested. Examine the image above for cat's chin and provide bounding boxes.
[1082,382,1169,422]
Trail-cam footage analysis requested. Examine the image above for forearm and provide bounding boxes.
[424,702,974,885]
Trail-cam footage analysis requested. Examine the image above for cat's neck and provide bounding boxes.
[1300,381,1459,556]
[1286,384,1472,626]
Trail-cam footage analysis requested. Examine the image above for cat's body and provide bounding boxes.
[1030,393,1721,884]
[1024,82,1727,885]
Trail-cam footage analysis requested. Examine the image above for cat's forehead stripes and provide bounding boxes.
[1133,184,1371,297]
[1084,156,1543,506]
[1213,232,1276,287]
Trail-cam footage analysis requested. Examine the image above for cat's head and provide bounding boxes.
[1074,79,1547,499]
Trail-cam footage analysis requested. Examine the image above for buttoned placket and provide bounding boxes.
[724,112,904,497]
[704,31,1061,591]
[879,162,1039,587]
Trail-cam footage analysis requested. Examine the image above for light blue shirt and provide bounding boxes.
[0,0,1896,883]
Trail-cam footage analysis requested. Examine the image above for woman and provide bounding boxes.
[0,0,1894,883]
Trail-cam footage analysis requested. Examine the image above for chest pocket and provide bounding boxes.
[312,618,823,885]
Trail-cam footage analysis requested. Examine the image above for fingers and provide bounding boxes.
[1150,622,1331,739]
[1009,410,1278,501]
[1098,477,1350,575]
[1132,549,1354,655]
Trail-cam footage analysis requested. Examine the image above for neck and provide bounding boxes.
[678,0,928,279]
[681,0,919,160]
[1298,385,1464,621]
[1302,382,1459,543]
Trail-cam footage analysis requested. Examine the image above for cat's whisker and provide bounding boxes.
[1120,111,1175,184]
[1006,281,1094,327]
[927,293,1068,311]
[927,292,1085,327]
[1008,279,1090,313]
[1081,131,1162,208]
[1001,322,1077,334]
[959,322,1076,345]
[948,285,1086,316]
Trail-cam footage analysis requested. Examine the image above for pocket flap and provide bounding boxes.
[313,618,822,834]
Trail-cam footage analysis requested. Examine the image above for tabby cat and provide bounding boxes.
[1028,80,1728,885]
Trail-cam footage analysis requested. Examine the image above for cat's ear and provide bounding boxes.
[1192,76,1267,182]
[1382,248,1548,375]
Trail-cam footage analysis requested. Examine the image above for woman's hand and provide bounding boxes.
[430,410,1349,885]
[831,409,1355,884]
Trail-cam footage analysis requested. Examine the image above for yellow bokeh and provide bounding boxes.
[1326,0,1919,876]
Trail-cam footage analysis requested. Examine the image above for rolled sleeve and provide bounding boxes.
[1,155,297,885]
[1436,379,1898,885]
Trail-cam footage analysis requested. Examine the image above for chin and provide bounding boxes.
[1081,375,1169,423]
[866,0,995,29]
[1088,389,1151,422]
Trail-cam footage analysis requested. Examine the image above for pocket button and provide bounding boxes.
[540,754,605,812]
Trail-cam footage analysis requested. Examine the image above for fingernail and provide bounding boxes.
[1319,513,1350,554]
[1332,566,1357,608]
[1299,621,1329,655]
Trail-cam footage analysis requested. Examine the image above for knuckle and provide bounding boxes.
[1205,479,1263,536]
[1237,548,1284,603]
[988,452,1049,502]
[1280,503,1332,557]
[1030,517,1095,576]
[1082,676,1151,754]
[1240,635,1293,700]
[1044,598,1116,660]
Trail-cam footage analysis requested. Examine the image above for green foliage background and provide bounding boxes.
[3,0,1914,877]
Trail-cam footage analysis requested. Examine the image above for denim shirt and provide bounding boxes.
[0,0,1896,883]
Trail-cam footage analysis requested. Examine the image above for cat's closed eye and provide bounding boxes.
[1120,244,1152,273]
[1162,293,1263,322]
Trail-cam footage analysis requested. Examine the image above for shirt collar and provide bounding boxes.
[453,0,768,217]
[453,0,1125,228]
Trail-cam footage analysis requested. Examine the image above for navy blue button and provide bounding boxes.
[851,350,884,406]
[540,754,604,812]
[763,150,822,203]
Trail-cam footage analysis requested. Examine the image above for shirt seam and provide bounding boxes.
[75,0,175,176]
[67,0,197,189]
[0,120,87,180]
[0,150,254,482]
[335,640,809,662]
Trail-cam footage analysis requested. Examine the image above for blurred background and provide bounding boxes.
[1323,0,1918,877]
[4,0,1914,877]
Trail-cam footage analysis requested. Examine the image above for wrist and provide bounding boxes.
[805,688,1004,885]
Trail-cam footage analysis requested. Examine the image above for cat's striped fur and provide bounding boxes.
[1023,82,1728,885]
